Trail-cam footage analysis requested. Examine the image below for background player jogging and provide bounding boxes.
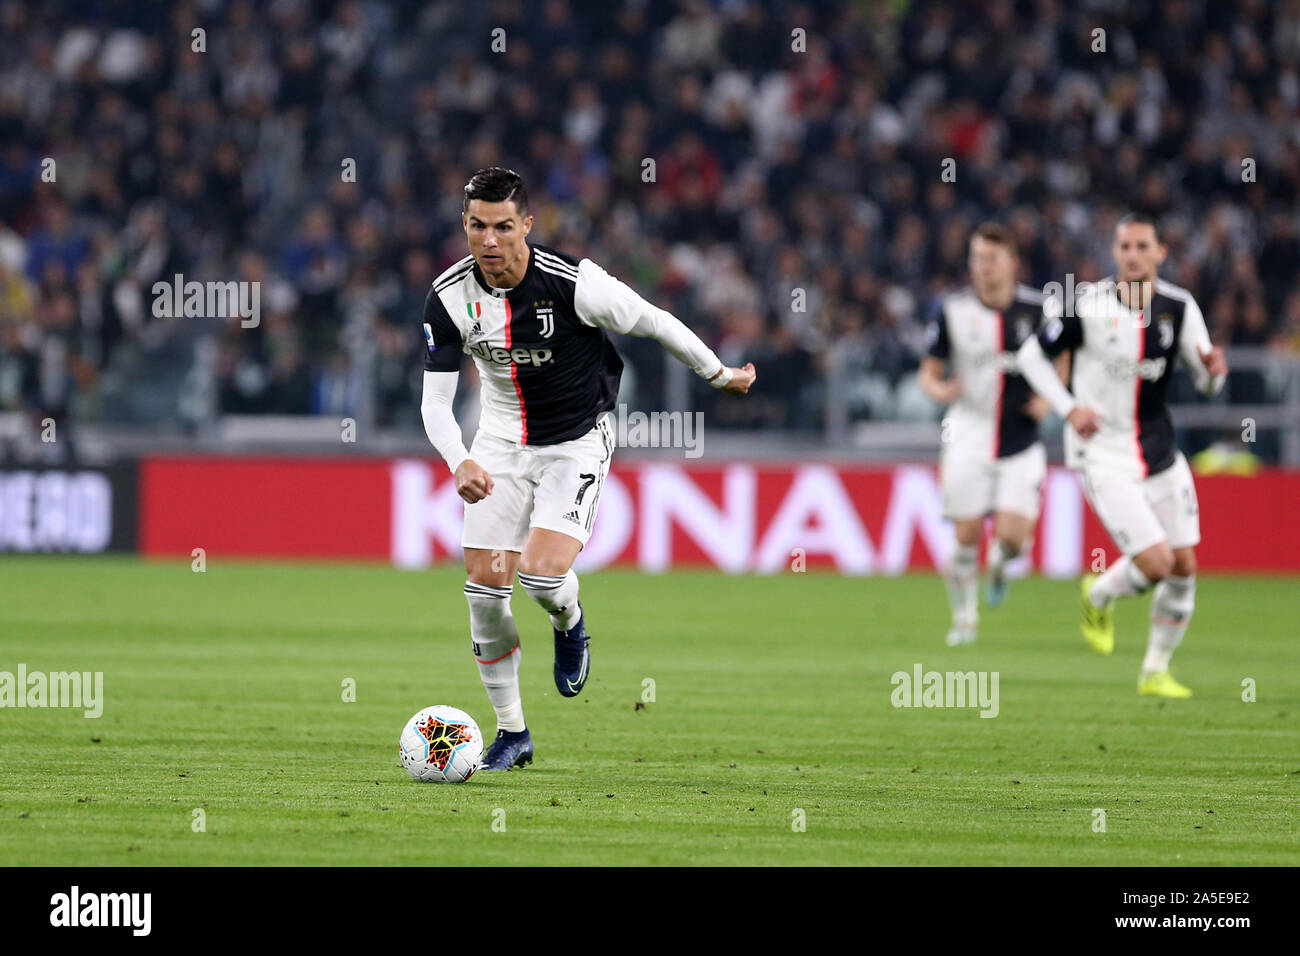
[1017,214,1228,699]
[918,223,1065,647]
[419,167,756,769]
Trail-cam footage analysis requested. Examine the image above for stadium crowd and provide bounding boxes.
[1,0,1299,440]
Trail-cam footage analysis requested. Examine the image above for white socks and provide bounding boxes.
[1089,555,1151,606]
[1089,559,1193,676]
[463,570,583,734]
[944,545,979,631]
[1142,574,1194,674]
[518,569,582,632]
[464,582,525,733]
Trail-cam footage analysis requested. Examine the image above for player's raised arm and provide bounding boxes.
[572,257,755,395]
[1015,310,1100,438]
[418,286,492,502]
[1176,294,1228,396]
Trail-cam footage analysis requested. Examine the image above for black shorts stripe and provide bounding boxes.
[585,417,614,533]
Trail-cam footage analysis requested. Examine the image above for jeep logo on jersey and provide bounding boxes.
[973,350,1021,372]
[466,339,554,367]
[535,300,555,338]
[1106,356,1167,382]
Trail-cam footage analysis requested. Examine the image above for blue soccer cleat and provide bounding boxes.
[480,728,533,770]
[983,540,1009,608]
[553,603,591,698]
[984,567,1008,608]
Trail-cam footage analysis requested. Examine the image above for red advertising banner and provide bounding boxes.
[137,457,1300,574]
[139,457,392,559]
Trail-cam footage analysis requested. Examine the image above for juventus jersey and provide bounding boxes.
[1036,276,1215,478]
[421,243,630,446]
[927,284,1045,460]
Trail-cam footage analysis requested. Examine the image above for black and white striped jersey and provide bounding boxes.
[1035,276,1216,478]
[421,243,630,446]
[927,284,1046,460]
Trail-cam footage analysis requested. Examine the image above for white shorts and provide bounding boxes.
[1079,451,1200,556]
[461,414,615,552]
[941,441,1046,521]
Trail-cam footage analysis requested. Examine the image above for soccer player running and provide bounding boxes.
[419,168,756,768]
[1016,214,1227,698]
[918,223,1062,646]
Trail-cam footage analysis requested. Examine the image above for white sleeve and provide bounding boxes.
[1177,296,1225,396]
[1016,336,1077,418]
[420,370,470,472]
[573,258,732,388]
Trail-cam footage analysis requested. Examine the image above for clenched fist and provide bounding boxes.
[454,460,495,503]
[1067,407,1102,439]
[721,363,757,395]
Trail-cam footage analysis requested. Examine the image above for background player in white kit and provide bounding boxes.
[1017,214,1228,698]
[918,223,1065,646]
[419,168,756,768]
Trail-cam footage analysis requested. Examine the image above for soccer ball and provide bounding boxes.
[399,705,484,783]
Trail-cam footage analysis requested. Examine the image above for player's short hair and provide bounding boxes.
[463,167,529,217]
[1116,212,1161,242]
[971,222,1018,257]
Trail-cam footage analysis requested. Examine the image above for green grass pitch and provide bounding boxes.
[1,557,1296,866]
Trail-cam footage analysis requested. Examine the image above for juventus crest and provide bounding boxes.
[535,299,554,338]
[1157,314,1174,350]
